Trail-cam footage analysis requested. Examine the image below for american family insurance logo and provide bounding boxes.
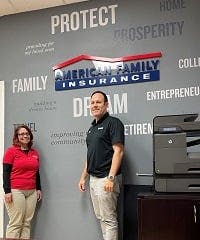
[53,52,162,91]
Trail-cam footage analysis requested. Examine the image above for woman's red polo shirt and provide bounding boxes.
[3,145,39,190]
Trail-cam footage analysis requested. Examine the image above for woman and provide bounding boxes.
[3,125,42,239]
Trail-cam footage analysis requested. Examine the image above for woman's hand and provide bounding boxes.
[4,193,12,203]
[37,190,42,201]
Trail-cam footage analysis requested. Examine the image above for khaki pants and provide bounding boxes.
[5,189,37,239]
[90,175,121,240]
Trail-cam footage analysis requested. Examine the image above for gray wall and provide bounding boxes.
[0,0,199,239]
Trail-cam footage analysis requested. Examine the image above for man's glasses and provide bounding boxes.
[18,132,30,136]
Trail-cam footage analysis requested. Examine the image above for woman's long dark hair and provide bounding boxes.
[13,125,33,148]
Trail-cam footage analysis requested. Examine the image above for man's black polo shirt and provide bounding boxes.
[86,112,124,178]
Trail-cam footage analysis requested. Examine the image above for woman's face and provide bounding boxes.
[17,127,30,147]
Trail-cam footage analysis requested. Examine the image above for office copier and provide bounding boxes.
[153,113,200,192]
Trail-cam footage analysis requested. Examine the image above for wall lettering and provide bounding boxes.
[51,4,118,34]
[73,93,128,117]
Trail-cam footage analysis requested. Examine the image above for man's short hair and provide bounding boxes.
[91,91,108,102]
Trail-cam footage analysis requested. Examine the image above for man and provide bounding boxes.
[78,90,125,240]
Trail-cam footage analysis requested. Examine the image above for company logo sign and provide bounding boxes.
[53,52,162,91]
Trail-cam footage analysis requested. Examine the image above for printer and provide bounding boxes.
[153,113,200,193]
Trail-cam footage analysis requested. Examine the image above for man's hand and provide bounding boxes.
[78,178,86,192]
[78,162,88,192]
[104,179,114,192]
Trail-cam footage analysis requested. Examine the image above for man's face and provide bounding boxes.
[90,93,108,120]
